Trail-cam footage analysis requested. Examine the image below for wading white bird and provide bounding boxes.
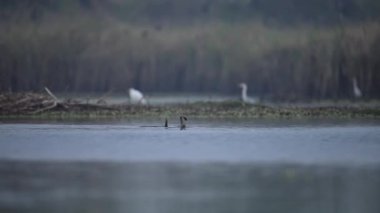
[238,83,257,104]
[129,88,147,105]
[352,77,362,98]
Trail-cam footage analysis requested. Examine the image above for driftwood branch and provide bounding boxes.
[44,87,58,101]
[31,101,57,114]
[0,91,124,115]
[14,97,32,105]
[0,87,130,115]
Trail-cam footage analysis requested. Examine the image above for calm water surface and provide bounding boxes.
[0,119,379,213]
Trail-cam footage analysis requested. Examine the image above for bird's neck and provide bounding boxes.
[241,86,247,101]
[180,117,186,130]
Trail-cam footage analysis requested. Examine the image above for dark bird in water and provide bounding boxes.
[180,116,187,130]
[162,117,187,130]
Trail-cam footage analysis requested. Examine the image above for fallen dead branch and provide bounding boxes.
[31,101,57,114]
[44,87,58,101]
[0,88,123,115]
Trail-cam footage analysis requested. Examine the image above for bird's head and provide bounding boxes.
[238,83,247,89]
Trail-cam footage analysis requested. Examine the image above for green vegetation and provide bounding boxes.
[2,92,379,119]
[2,101,380,119]
[1,0,380,100]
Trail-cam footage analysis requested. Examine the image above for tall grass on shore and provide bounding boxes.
[1,18,380,100]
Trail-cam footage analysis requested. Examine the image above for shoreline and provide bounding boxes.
[1,101,380,119]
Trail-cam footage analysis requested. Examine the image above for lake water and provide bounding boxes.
[0,119,379,213]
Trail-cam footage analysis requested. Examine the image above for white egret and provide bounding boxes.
[129,88,147,105]
[238,83,257,104]
[352,77,362,98]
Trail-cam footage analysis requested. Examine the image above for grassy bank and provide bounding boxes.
[2,101,380,120]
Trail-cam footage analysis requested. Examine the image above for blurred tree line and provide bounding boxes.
[0,0,380,100]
